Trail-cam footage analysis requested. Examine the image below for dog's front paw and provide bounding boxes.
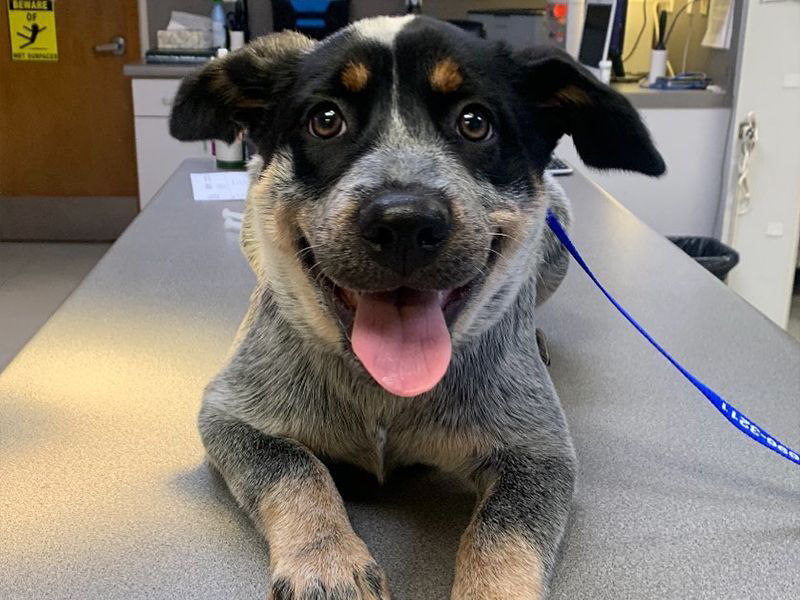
[269,561,389,599]
[268,534,390,599]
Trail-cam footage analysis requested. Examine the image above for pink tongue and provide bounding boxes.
[352,289,452,397]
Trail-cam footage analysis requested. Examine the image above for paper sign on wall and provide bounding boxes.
[7,0,58,61]
[701,0,733,49]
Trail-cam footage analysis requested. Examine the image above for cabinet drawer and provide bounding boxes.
[134,116,208,207]
[132,79,182,117]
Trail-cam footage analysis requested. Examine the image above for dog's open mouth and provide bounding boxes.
[296,236,499,397]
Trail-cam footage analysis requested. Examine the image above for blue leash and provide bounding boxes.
[546,209,800,467]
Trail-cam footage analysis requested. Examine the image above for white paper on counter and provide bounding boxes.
[190,172,249,201]
[702,0,734,49]
[167,11,212,31]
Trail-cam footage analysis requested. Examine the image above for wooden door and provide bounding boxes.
[0,0,140,240]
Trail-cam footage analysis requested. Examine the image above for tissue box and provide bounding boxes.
[157,29,214,50]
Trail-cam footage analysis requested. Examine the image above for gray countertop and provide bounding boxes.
[1,159,797,599]
[123,62,729,109]
[124,62,201,79]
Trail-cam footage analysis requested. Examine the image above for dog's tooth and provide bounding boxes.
[342,289,359,307]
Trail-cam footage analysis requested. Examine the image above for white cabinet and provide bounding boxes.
[131,79,209,208]
[556,107,731,237]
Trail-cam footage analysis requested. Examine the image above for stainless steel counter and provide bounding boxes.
[1,159,797,599]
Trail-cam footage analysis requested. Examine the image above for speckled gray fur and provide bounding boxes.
[187,15,587,600]
[199,170,576,598]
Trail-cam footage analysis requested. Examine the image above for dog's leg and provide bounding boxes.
[199,410,391,599]
[535,223,570,307]
[451,449,575,600]
[534,188,571,367]
[535,182,572,307]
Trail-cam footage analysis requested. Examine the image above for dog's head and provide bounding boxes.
[171,16,664,397]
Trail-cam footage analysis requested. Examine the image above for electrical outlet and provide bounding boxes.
[766,222,784,238]
[661,0,675,12]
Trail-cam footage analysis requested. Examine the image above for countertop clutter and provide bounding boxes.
[122,62,729,110]
[1,159,797,599]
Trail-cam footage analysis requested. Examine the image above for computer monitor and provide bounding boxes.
[271,0,350,40]
[608,0,628,78]
[578,0,617,76]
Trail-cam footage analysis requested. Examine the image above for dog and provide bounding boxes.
[170,14,664,600]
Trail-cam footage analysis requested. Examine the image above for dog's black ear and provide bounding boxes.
[169,31,315,143]
[513,47,665,176]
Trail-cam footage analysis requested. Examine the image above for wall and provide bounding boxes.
[144,1,548,48]
[144,1,738,89]
[621,0,741,94]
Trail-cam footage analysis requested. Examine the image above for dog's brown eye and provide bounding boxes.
[457,106,492,141]
[309,104,346,139]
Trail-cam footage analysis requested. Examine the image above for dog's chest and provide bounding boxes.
[320,405,463,480]
[334,413,395,480]
[371,421,388,478]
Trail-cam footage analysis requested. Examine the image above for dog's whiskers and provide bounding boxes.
[307,259,325,277]
[472,263,488,278]
[489,231,523,246]
[339,315,353,344]
[295,243,325,261]
[487,247,510,266]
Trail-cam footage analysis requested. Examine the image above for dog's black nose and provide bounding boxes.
[358,190,452,275]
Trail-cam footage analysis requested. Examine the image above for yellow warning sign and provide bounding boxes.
[7,0,58,61]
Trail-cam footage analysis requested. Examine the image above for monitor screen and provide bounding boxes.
[609,0,627,56]
[608,0,628,76]
[578,4,613,68]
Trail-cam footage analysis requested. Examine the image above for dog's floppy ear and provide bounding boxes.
[514,47,665,176]
[169,31,315,144]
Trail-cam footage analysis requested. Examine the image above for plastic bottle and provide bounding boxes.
[211,0,226,49]
[229,30,245,50]
[212,48,246,169]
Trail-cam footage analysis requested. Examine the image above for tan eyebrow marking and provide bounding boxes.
[430,57,463,93]
[553,84,591,106]
[341,61,370,92]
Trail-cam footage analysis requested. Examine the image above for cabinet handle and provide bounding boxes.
[736,112,758,216]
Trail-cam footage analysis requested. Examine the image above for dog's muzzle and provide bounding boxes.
[357,188,452,277]
[297,188,498,399]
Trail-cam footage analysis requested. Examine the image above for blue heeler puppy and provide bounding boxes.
[170,15,664,600]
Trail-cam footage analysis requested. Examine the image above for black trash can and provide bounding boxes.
[668,236,740,281]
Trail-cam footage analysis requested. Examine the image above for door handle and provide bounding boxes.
[94,35,126,56]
